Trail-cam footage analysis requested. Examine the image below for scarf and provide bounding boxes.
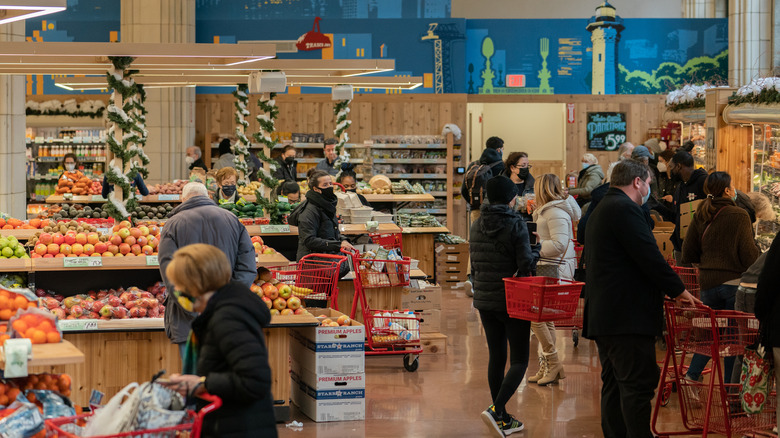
[182,331,199,375]
[305,189,338,218]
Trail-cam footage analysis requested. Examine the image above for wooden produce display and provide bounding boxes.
[434,242,469,290]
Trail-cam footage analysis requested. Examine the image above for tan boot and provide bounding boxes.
[538,352,565,386]
[527,355,547,383]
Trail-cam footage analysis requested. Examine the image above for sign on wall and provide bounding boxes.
[587,112,626,151]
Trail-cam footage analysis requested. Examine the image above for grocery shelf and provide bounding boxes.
[0,229,39,241]
[0,259,30,272]
[270,143,367,150]
[58,318,164,333]
[383,173,447,179]
[245,225,299,236]
[0,340,84,369]
[33,157,106,163]
[32,256,160,271]
[398,208,447,214]
[429,191,447,197]
[45,194,181,204]
[339,223,401,235]
[372,158,446,164]
[256,253,291,267]
[371,143,446,149]
[362,194,435,203]
[402,226,450,234]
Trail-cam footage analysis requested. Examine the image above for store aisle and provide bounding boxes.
[277,288,691,438]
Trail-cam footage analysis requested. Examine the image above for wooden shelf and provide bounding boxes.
[57,313,316,332]
[339,223,401,235]
[45,195,180,204]
[0,340,84,368]
[257,253,290,267]
[0,259,31,272]
[402,227,450,234]
[269,314,319,327]
[362,194,435,203]
[0,229,40,241]
[245,225,299,236]
[32,256,160,271]
[373,158,446,164]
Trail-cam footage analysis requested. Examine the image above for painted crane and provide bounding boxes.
[421,22,465,94]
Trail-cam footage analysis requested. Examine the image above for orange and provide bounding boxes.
[21,314,38,327]
[40,374,52,387]
[0,335,9,345]
[0,310,12,321]
[10,320,27,335]
[30,330,46,345]
[45,331,60,343]
[37,320,54,333]
[0,395,8,407]
[6,388,19,401]
[33,382,46,391]
[59,374,71,389]
[26,302,37,308]
[27,375,38,385]
[0,296,9,310]
[0,324,7,333]
[0,290,10,299]
[12,296,28,311]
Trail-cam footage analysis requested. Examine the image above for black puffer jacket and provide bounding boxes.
[192,282,276,438]
[460,148,505,203]
[272,156,297,182]
[469,203,535,312]
[756,236,780,348]
[294,195,345,261]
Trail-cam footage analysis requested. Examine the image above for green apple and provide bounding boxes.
[1,247,13,258]
[277,284,292,299]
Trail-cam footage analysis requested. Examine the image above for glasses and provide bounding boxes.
[515,164,532,169]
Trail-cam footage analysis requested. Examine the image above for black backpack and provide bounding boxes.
[287,200,308,226]
[463,161,502,209]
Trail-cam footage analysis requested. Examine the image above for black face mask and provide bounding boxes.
[284,156,295,165]
[517,168,529,179]
[222,185,236,197]
[347,188,357,193]
[320,186,336,199]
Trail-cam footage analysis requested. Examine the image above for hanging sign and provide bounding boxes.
[296,17,332,51]
[586,112,626,151]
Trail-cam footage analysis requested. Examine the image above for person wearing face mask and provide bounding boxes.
[185,146,207,171]
[276,181,301,204]
[606,142,634,182]
[272,145,297,182]
[315,138,339,177]
[292,169,355,261]
[212,167,241,204]
[669,151,708,263]
[59,153,85,185]
[502,152,534,197]
[569,153,604,207]
[681,171,760,386]
[337,163,370,207]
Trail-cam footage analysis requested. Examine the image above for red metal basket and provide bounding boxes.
[676,380,777,435]
[665,304,760,357]
[354,256,411,289]
[504,277,584,322]
[667,259,701,299]
[555,298,584,329]
[366,310,421,349]
[268,253,346,305]
[369,233,403,253]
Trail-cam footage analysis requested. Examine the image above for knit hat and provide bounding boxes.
[486,175,518,205]
[632,145,652,159]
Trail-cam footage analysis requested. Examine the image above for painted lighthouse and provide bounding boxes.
[586,1,624,95]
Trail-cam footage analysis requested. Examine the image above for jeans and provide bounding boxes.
[686,284,738,382]
[596,335,659,438]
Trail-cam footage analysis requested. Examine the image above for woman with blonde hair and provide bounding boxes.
[528,174,581,385]
[161,243,277,437]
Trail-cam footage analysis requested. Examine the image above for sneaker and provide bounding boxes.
[480,405,504,438]
[501,414,525,435]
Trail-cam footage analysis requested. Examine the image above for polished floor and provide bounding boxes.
[276,288,748,438]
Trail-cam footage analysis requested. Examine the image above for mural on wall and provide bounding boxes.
[466,2,728,95]
[196,0,451,20]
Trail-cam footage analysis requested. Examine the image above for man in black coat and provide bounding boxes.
[669,151,707,262]
[185,146,207,171]
[272,145,298,182]
[461,136,505,221]
[583,159,698,438]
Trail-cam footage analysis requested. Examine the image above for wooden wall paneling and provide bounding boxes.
[403,102,416,134]
[356,102,373,141]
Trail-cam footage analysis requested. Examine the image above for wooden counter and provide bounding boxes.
[400,227,449,278]
[45,195,181,204]
[1,340,84,369]
[362,194,435,203]
[0,229,39,241]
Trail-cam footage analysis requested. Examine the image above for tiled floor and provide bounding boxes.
[276,288,761,437]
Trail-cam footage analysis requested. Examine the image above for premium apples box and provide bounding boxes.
[291,372,365,422]
[291,359,365,391]
[290,335,365,375]
[292,308,365,345]
[401,280,442,311]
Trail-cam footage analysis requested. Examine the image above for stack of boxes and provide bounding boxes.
[290,309,366,422]
[401,279,446,354]
[435,242,469,290]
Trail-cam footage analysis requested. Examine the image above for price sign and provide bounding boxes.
[63,258,103,268]
[58,319,99,331]
[260,225,291,234]
[91,195,105,202]
[157,194,180,201]
[146,255,159,266]
[586,112,627,151]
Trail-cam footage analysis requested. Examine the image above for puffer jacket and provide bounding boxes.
[295,199,345,261]
[569,164,605,200]
[191,281,277,438]
[469,203,535,312]
[533,196,581,280]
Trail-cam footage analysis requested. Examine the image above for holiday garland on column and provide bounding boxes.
[232,84,251,185]
[104,56,150,220]
[332,99,352,174]
[252,92,281,191]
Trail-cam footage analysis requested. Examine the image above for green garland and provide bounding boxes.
[667,98,706,113]
[729,86,780,106]
[332,99,352,172]
[232,84,251,184]
[253,92,281,168]
[253,191,284,224]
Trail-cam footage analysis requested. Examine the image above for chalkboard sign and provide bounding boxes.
[587,112,627,151]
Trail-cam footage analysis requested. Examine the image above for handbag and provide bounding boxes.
[740,342,774,414]
[535,239,571,279]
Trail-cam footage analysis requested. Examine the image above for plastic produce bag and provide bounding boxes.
[0,395,44,438]
[28,389,75,419]
[83,382,141,436]
[133,382,186,433]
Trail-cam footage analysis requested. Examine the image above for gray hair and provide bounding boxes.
[182,182,209,201]
[187,146,202,159]
[582,153,598,165]
[617,142,634,159]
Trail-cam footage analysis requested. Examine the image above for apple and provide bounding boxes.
[129,307,142,318]
[102,251,114,257]
[31,253,42,258]
[286,296,301,310]
[125,236,136,246]
[47,243,59,255]
[277,284,292,300]
[111,307,128,319]
[294,308,305,315]
[71,243,84,256]
[117,228,131,240]
[147,307,160,318]
[88,311,100,319]
[131,244,142,255]
[137,307,147,318]
[43,254,54,258]
[107,244,119,255]
[261,296,273,309]
[262,286,278,301]
[137,236,148,247]
[263,247,276,255]
[51,308,66,319]
[62,296,79,310]
[82,243,94,254]
[93,242,107,254]
[69,305,84,318]
[130,228,142,240]
[109,234,122,246]
[273,297,287,311]
[337,315,351,326]
[108,295,122,307]
[44,297,60,310]
[138,226,150,236]
[54,253,65,258]
[269,309,280,316]
[119,243,131,255]
[75,233,87,245]
[150,237,159,249]
[52,233,64,245]
[142,245,154,255]
[34,243,47,255]
[59,244,72,256]
[280,308,294,316]
[115,253,124,258]
[119,220,132,229]
[64,233,76,245]
[39,233,52,245]
[87,232,100,245]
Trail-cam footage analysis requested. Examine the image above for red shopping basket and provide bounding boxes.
[354,256,411,289]
[46,394,222,438]
[369,233,403,252]
[268,253,346,304]
[504,277,584,322]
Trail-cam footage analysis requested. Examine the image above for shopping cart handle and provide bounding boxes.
[341,247,359,256]
[197,393,222,415]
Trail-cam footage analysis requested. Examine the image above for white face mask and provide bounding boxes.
[657,162,667,173]
[65,163,76,172]
[185,156,195,165]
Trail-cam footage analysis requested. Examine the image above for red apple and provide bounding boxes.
[141,245,154,255]
[262,286,278,300]
[51,308,66,319]
[286,296,301,310]
[34,243,47,255]
[69,305,84,318]
[63,233,76,245]
[111,307,128,319]
[108,295,122,307]
[137,307,147,318]
[147,307,160,318]
[294,308,305,315]
[43,254,54,258]
[75,233,87,245]
[102,251,114,257]
[52,233,64,245]
[31,253,42,258]
[130,228,142,239]
[44,297,60,310]
[118,243,131,255]
[261,296,273,309]
[269,309,280,316]
[93,242,107,254]
[138,226,150,236]
[280,309,294,316]
[272,297,287,311]
[59,244,72,256]
[124,236,136,246]
[47,243,59,255]
[109,234,122,246]
[137,236,148,247]
[39,233,52,245]
[108,244,119,255]
[129,307,142,318]
[119,220,132,229]
[87,232,100,245]
[131,244,142,255]
[148,225,160,236]
[54,253,65,258]
[71,243,84,256]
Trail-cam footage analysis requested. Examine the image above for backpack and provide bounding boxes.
[287,200,308,226]
[463,161,502,209]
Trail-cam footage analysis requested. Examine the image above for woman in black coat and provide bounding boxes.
[293,169,355,261]
[755,234,780,423]
[163,243,276,438]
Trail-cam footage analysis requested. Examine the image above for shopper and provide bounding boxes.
[528,174,580,386]
[291,169,355,261]
[101,171,149,199]
[657,149,677,205]
[315,138,339,176]
[337,163,370,207]
[681,171,760,384]
[502,151,535,197]
[58,153,84,184]
[276,181,301,203]
[462,136,506,221]
[470,175,534,437]
[605,142,634,182]
[583,159,698,438]
[212,138,235,171]
[569,153,604,207]
[669,150,708,263]
[162,243,276,438]
[212,167,240,204]
[754,236,780,434]
[158,182,256,358]
[185,146,207,171]
[273,144,297,182]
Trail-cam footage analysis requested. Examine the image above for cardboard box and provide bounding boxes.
[290,335,366,374]
[290,360,365,391]
[440,279,467,290]
[292,308,365,345]
[417,309,441,333]
[679,199,703,240]
[291,372,365,422]
[400,282,442,310]
[436,259,468,272]
[654,230,674,259]
[435,242,469,255]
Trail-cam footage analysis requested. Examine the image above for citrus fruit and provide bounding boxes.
[45,331,60,343]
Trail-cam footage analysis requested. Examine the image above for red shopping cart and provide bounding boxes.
[342,248,422,372]
[668,259,701,299]
[651,302,775,437]
[368,233,403,253]
[46,394,222,438]
[503,276,584,322]
[268,253,348,310]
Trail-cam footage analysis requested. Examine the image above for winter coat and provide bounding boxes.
[469,203,535,312]
[569,164,604,201]
[188,157,207,171]
[315,158,338,176]
[159,196,257,344]
[533,196,581,280]
[756,236,780,348]
[212,153,235,171]
[577,182,655,245]
[460,148,506,201]
[192,281,277,438]
[272,156,297,182]
[502,170,535,197]
[582,188,685,339]
[671,168,708,250]
[295,194,345,261]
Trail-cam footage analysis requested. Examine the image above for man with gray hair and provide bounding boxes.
[570,153,605,207]
[159,182,256,358]
[606,142,634,182]
[185,146,206,171]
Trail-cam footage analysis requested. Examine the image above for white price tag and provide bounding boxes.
[63,257,103,268]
